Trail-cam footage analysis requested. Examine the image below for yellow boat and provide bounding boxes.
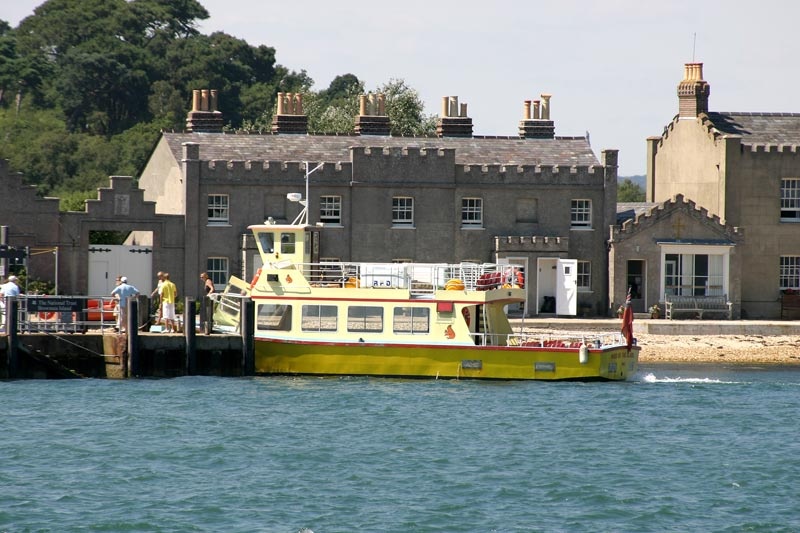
[214,218,639,381]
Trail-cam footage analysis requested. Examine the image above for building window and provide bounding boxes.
[347,306,383,333]
[781,178,800,221]
[393,307,430,334]
[206,257,228,288]
[461,198,483,228]
[320,196,341,225]
[570,199,592,229]
[780,256,800,290]
[577,261,591,291]
[301,305,338,332]
[392,197,414,227]
[207,194,229,225]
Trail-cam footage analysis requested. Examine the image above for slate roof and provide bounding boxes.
[617,202,659,225]
[706,112,800,144]
[161,132,600,167]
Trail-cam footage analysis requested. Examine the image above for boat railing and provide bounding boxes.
[5,295,127,333]
[472,331,626,348]
[299,262,522,293]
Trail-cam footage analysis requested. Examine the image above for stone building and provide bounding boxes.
[139,90,620,316]
[0,161,185,297]
[610,62,800,318]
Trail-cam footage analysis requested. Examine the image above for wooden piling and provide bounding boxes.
[185,296,196,375]
[241,298,255,376]
[127,299,139,376]
[6,297,18,378]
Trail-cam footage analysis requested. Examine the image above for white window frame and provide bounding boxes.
[207,194,229,225]
[570,199,592,229]
[206,257,229,289]
[461,197,483,228]
[780,178,800,222]
[780,256,800,290]
[320,196,342,225]
[392,196,414,227]
[577,260,591,291]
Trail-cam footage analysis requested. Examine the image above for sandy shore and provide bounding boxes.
[517,322,800,365]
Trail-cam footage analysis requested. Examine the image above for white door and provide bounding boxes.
[556,259,578,316]
[88,245,152,296]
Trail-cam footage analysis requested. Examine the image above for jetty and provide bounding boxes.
[1,295,254,379]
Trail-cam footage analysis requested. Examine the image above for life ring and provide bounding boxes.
[38,311,56,321]
[445,279,465,291]
[345,277,359,288]
[250,268,262,289]
[516,270,525,288]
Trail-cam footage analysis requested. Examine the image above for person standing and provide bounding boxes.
[160,272,178,333]
[150,271,164,324]
[200,272,215,295]
[0,275,21,331]
[111,276,139,333]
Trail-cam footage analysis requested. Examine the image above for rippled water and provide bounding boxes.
[2,365,799,532]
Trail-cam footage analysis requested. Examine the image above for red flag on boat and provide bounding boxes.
[621,286,634,349]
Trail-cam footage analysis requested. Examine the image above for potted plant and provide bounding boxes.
[649,303,661,319]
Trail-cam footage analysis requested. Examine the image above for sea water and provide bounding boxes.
[2,365,799,533]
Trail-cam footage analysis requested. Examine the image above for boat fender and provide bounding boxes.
[250,268,262,289]
[579,343,589,364]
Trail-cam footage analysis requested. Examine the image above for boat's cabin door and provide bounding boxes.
[556,259,578,316]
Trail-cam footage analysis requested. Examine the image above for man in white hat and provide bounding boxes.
[0,275,21,331]
[111,276,139,332]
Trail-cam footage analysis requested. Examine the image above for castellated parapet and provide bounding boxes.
[456,164,604,186]
[494,235,570,253]
[612,193,744,242]
[350,146,456,184]
[201,160,350,184]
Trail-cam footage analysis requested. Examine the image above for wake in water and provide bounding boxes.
[640,372,740,384]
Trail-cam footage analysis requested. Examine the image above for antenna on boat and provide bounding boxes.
[289,161,324,225]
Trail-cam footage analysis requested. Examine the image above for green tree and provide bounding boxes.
[378,78,436,136]
[617,178,645,202]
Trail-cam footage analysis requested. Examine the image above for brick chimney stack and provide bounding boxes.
[518,93,555,139]
[678,62,710,118]
[271,92,309,134]
[186,89,224,133]
[355,93,390,135]
[436,96,473,137]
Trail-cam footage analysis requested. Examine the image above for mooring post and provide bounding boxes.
[127,298,139,377]
[240,298,255,376]
[185,296,196,375]
[6,297,19,378]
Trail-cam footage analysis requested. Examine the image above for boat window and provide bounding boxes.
[258,233,275,254]
[256,304,292,331]
[347,306,383,333]
[281,232,296,254]
[393,307,430,334]
[301,305,338,332]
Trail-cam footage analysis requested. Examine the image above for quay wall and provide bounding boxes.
[0,333,245,379]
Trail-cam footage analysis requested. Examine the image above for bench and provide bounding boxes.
[781,293,800,319]
[664,294,733,320]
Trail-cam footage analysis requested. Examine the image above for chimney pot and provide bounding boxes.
[533,100,540,120]
[378,93,386,116]
[200,89,209,112]
[209,89,218,112]
[540,94,552,121]
[276,92,285,115]
[523,100,532,120]
[460,102,468,118]
[449,96,459,118]
[192,90,200,112]
[294,93,303,115]
[359,94,367,116]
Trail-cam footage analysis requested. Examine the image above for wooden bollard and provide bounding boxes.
[185,296,196,375]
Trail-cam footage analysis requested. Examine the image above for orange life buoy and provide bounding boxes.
[516,270,525,288]
[38,311,56,321]
[250,268,262,289]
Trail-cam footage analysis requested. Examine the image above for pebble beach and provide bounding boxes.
[515,319,800,366]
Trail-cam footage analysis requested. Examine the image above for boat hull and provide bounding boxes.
[254,338,639,381]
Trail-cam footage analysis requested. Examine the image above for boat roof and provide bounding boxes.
[161,132,600,167]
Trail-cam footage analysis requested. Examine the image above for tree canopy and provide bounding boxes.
[0,0,435,209]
